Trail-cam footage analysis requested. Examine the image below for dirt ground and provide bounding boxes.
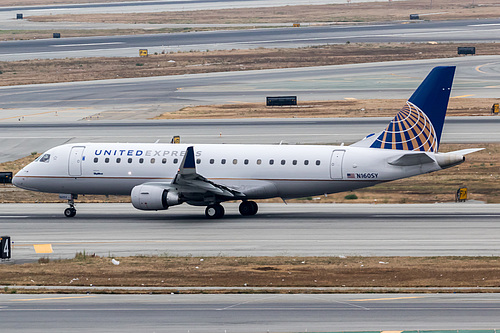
[1,42,499,86]
[156,98,500,119]
[1,142,498,204]
[26,0,500,25]
[0,26,247,42]
[0,0,148,5]
[2,255,500,292]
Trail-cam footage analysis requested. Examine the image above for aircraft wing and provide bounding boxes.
[172,146,245,198]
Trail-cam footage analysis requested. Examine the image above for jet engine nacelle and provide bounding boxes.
[434,153,465,169]
[131,184,180,210]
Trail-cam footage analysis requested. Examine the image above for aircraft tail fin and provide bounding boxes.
[354,66,455,152]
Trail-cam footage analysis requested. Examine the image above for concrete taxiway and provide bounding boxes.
[1,203,499,261]
[2,18,500,60]
[1,293,500,332]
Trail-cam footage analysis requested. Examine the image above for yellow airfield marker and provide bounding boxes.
[33,244,53,254]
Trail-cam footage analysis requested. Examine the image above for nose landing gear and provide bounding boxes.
[64,207,76,218]
[62,194,78,218]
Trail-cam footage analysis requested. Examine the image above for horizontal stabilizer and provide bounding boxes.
[446,148,485,155]
[388,152,434,166]
[433,148,483,169]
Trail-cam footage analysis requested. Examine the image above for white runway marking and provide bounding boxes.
[217,295,282,310]
[0,216,29,218]
[372,214,499,218]
[469,23,500,27]
[51,42,125,47]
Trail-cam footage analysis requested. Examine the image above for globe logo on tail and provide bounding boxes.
[370,101,438,152]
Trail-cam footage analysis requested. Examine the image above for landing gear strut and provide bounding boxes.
[63,194,78,218]
[205,203,225,219]
[239,200,258,216]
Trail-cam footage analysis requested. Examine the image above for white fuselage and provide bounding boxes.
[14,142,443,200]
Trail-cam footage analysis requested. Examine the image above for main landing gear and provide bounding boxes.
[205,203,225,219]
[63,194,78,218]
[239,200,258,216]
[204,201,258,219]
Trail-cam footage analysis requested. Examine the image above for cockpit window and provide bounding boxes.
[39,154,51,163]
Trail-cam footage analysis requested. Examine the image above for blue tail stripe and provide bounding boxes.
[408,66,455,146]
[369,66,455,152]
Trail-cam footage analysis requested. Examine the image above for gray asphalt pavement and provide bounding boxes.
[1,293,500,332]
[2,18,500,60]
[1,203,499,261]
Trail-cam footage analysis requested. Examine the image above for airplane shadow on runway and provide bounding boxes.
[21,210,500,224]
[20,211,370,222]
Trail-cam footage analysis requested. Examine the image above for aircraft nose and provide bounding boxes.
[12,174,19,186]
[12,172,23,188]
[12,170,31,190]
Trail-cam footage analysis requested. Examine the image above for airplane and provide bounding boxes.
[13,66,482,219]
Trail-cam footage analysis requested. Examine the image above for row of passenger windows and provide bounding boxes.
[94,157,179,164]
[92,157,322,166]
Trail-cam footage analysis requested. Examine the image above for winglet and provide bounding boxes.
[179,146,196,175]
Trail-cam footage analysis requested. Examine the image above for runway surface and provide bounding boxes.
[2,19,500,60]
[1,293,500,332]
[1,203,499,261]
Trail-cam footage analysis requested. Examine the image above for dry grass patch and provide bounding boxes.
[0,0,147,5]
[27,0,500,25]
[156,98,499,119]
[2,42,500,86]
[0,27,245,42]
[2,255,500,289]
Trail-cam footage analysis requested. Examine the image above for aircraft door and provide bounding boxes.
[330,150,345,180]
[68,146,85,176]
